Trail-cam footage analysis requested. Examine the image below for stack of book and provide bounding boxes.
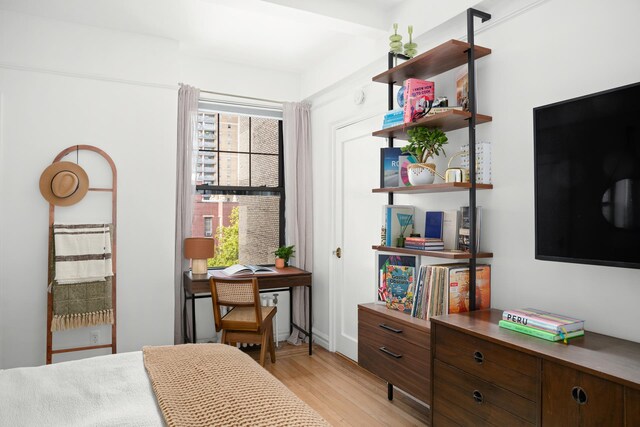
[499,308,585,343]
[404,237,444,251]
[382,109,404,129]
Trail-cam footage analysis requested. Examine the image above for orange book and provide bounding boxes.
[448,265,491,314]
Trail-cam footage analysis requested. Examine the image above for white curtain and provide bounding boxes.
[283,102,313,345]
[174,84,199,344]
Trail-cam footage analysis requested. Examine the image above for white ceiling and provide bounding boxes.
[0,0,405,72]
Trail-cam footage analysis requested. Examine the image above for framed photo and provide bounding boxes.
[375,252,419,304]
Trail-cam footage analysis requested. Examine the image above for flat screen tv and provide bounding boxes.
[534,82,640,269]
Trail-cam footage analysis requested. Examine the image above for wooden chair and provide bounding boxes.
[209,276,277,366]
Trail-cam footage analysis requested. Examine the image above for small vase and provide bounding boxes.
[275,258,285,269]
[396,236,405,248]
[407,163,437,185]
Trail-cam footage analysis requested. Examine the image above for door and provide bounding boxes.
[332,114,386,361]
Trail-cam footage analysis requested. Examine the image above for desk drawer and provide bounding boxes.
[435,325,538,401]
[359,307,429,349]
[434,360,537,426]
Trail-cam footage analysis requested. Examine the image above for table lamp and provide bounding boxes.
[184,237,215,275]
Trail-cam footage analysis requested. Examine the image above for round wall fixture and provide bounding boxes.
[353,88,366,105]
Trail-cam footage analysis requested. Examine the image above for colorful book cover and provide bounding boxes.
[502,308,585,333]
[425,211,444,239]
[456,69,469,111]
[403,78,435,123]
[382,205,414,247]
[380,147,403,188]
[499,320,584,342]
[448,264,491,314]
[385,265,415,313]
[398,155,417,186]
[382,109,404,129]
[376,253,417,304]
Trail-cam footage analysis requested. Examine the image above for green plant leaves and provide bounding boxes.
[402,127,448,163]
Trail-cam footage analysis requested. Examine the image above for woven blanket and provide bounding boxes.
[53,223,113,284]
[50,224,114,331]
[143,344,329,427]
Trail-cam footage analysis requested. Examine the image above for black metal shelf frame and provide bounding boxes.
[384,8,491,311]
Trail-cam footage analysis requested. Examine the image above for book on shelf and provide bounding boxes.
[499,320,584,342]
[382,109,404,129]
[398,154,417,186]
[456,68,469,111]
[425,106,464,116]
[384,265,415,314]
[404,237,445,251]
[376,252,418,304]
[403,78,435,123]
[380,147,403,188]
[425,211,444,239]
[461,141,492,184]
[442,209,460,250]
[381,205,415,247]
[411,263,491,320]
[502,308,585,333]
[458,206,482,251]
[221,264,277,276]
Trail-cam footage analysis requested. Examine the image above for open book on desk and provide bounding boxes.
[221,264,277,276]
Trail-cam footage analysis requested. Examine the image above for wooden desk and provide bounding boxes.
[183,267,313,355]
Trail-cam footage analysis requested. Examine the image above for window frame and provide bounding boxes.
[195,112,285,249]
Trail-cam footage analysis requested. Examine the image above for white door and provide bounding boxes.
[332,114,386,361]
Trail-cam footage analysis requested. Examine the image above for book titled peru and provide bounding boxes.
[502,308,584,333]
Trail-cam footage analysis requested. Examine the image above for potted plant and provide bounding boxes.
[402,127,448,185]
[274,245,295,268]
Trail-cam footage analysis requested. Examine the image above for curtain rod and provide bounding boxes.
[197,88,284,105]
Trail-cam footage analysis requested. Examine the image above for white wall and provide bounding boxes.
[0,9,300,368]
[308,0,640,345]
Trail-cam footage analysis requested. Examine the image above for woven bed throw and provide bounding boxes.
[50,224,114,332]
[143,344,329,427]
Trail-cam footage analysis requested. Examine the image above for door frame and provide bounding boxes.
[327,111,382,354]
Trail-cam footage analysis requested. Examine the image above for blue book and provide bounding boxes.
[425,211,444,239]
[380,147,403,188]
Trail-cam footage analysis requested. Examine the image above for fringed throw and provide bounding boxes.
[50,224,114,331]
[51,278,114,332]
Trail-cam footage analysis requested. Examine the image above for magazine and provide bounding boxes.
[221,264,277,276]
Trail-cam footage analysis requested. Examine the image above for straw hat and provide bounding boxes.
[39,161,89,206]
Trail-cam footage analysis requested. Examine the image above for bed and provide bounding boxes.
[0,344,328,427]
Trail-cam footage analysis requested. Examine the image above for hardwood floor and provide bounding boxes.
[245,343,430,426]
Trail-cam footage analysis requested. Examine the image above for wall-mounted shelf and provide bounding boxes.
[372,39,491,85]
[372,245,493,259]
[373,110,492,139]
[373,183,493,194]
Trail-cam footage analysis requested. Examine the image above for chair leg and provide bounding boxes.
[269,324,276,363]
[259,330,269,366]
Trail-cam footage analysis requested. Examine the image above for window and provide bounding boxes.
[192,103,284,268]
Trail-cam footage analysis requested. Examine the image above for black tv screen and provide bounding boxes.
[534,82,640,269]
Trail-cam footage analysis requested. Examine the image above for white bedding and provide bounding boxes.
[0,351,164,427]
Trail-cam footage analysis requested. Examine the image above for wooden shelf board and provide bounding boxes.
[373,110,492,138]
[373,182,493,194]
[372,245,493,259]
[372,39,491,85]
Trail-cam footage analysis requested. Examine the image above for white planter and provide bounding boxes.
[408,163,437,185]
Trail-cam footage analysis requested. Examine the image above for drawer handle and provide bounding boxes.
[472,390,484,404]
[379,346,402,358]
[473,350,484,364]
[571,386,588,405]
[379,323,403,333]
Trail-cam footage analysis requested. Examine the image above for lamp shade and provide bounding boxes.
[184,238,215,259]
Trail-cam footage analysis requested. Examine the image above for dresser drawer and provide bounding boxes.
[359,306,429,349]
[434,324,539,401]
[358,310,430,403]
[434,360,537,426]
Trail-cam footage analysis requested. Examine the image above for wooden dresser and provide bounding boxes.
[358,303,431,404]
[431,309,640,426]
